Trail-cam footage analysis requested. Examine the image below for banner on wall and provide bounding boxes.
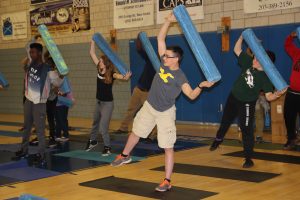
[31,0,47,4]
[114,0,154,29]
[1,11,27,40]
[30,0,90,35]
[244,0,300,13]
[156,0,204,24]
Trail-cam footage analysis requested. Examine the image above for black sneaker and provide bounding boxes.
[12,150,28,160]
[209,139,223,151]
[243,158,254,168]
[255,136,263,144]
[48,139,57,148]
[32,153,46,166]
[29,137,39,146]
[283,139,296,150]
[85,140,98,151]
[102,146,112,156]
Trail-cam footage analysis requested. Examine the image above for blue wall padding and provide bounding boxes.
[38,25,69,75]
[242,28,288,91]
[57,96,73,107]
[138,32,160,72]
[173,5,221,82]
[93,33,128,75]
[297,26,300,40]
[0,72,9,88]
[60,77,71,94]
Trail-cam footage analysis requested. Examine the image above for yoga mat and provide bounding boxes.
[224,151,300,164]
[151,163,280,183]
[55,150,145,163]
[79,176,217,200]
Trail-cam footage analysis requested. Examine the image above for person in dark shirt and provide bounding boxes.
[85,39,131,156]
[113,33,156,136]
[210,34,287,168]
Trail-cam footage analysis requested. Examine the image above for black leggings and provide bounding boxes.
[216,93,256,159]
[284,91,300,140]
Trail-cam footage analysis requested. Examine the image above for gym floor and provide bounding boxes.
[0,114,299,200]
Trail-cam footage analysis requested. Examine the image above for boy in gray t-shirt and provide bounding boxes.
[111,12,215,192]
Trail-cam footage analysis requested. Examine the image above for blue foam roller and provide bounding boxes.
[19,194,47,200]
[60,77,71,94]
[173,5,221,82]
[38,25,69,75]
[296,27,300,41]
[0,72,9,88]
[92,33,128,75]
[138,32,160,72]
[57,96,73,107]
[242,28,288,91]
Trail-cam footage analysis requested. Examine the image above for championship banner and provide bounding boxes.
[1,11,27,40]
[30,0,90,35]
[156,0,204,24]
[244,0,300,13]
[114,0,154,29]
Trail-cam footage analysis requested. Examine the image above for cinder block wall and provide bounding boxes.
[0,0,299,119]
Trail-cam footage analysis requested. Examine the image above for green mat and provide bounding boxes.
[55,150,145,163]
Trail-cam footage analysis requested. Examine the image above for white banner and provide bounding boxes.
[1,11,27,40]
[114,0,154,29]
[244,0,300,13]
[156,0,204,24]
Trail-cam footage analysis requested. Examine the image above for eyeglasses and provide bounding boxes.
[163,54,177,59]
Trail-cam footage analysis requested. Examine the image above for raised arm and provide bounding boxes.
[234,35,243,56]
[89,40,100,66]
[157,13,176,57]
[113,71,132,81]
[284,32,300,59]
[181,81,215,100]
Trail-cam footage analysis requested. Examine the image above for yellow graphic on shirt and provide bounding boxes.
[159,67,174,83]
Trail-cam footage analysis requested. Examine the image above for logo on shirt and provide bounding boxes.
[159,67,174,83]
[244,69,254,88]
[28,67,41,84]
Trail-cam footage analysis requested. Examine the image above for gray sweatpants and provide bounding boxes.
[22,99,46,155]
[90,100,114,147]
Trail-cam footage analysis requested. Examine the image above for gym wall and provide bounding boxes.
[0,0,299,121]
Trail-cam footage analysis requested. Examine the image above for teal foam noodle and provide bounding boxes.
[57,96,73,108]
[173,5,221,82]
[92,33,128,75]
[0,72,9,88]
[38,24,69,75]
[242,28,288,91]
[138,32,160,72]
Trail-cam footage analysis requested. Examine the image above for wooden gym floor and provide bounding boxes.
[0,114,299,200]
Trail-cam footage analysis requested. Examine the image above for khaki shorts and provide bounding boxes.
[132,101,176,148]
